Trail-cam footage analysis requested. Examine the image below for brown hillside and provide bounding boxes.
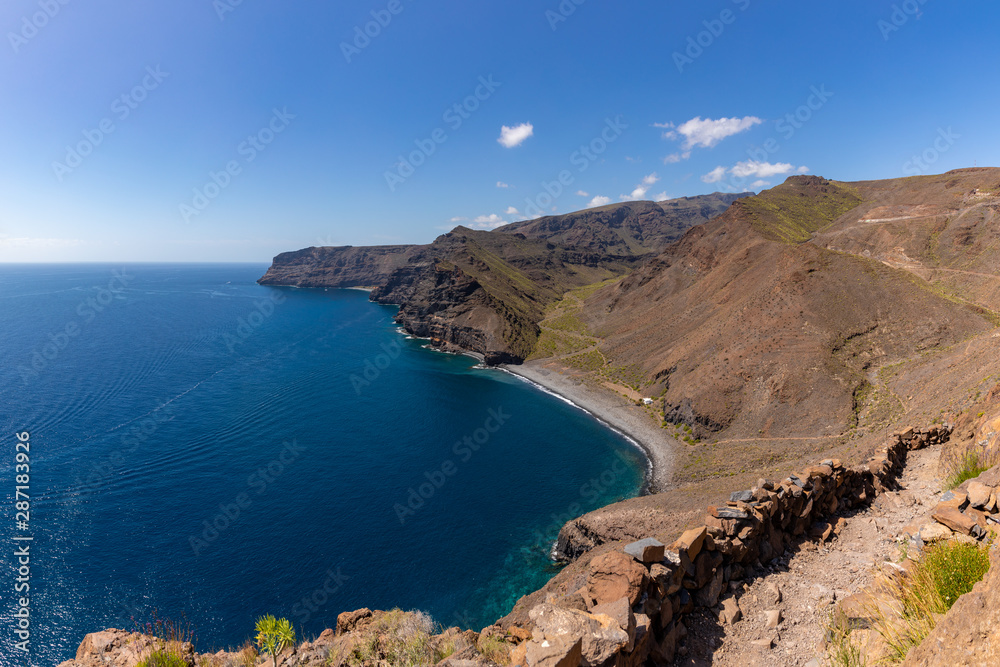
[578,174,999,446]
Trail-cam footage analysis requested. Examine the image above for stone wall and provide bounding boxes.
[513,425,950,666]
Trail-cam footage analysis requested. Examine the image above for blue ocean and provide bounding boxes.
[0,264,644,663]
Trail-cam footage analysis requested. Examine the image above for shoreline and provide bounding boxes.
[499,360,677,493]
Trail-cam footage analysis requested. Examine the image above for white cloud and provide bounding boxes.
[701,166,728,183]
[497,123,534,148]
[576,190,589,197]
[620,173,660,201]
[701,161,808,187]
[505,206,520,215]
[663,151,691,164]
[653,192,670,202]
[496,181,510,188]
[471,214,507,230]
[661,116,763,149]
[730,160,796,179]
[588,196,612,208]
[449,216,467,222]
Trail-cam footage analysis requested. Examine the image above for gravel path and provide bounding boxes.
[678,446,944,666]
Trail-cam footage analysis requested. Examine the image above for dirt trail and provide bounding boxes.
[679,446,945,666]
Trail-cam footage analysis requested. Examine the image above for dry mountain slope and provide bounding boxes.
[576,172,1000,447]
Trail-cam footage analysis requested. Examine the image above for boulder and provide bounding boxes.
[591,598,636,652]
[932,507,979,536]
[967,482,992,509]
[623,538,665,564]
[585,551,648,607]
[525,635,582,667]
[529,603,627,667]
[765,609,783,629]
[919,522,954,542]
[337,608,373,635]
[671,526,707,560]
[720,597,742,625]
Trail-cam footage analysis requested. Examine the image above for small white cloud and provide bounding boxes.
[796,165,810,174]
[497,181,510,188]
[661,116,763,150]
[653,192,670,202]
[576,190,589,197]
[505,206,520,215]
[730,160,796,179]
[663,151,691,164]
[449,216,468,222]
[471,214,507,230]
[750,180,770,189]
[620,173,661,201]
[497,123,534,148]
[701,166,728,183]
[588,196,612,208]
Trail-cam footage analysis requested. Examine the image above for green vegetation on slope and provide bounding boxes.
[741,177,862,243]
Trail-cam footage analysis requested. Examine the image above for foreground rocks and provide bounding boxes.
[56,609,511,667]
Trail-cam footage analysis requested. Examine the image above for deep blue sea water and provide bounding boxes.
[0,264,644,664]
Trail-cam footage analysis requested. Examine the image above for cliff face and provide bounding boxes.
[260,195,747,363]
[258,244,418,288]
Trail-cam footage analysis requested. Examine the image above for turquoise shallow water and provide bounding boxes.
[0,264,644,662]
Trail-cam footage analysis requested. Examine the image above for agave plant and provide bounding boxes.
[254,615,296,667]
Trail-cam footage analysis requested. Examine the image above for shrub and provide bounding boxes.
[255,615,296,667]
[477,634,512,665]
[137,649,188,667]
[918,540,991,609]
[945,451,991,490]
[871,540,991,662]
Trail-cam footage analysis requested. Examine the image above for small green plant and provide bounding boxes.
[869,539,991,662]
[945,450,991,490]
[917,540,991,609]
[255,615,296,667]
[237,639,258,667]
[477,634,512,665]
[824,613,866,667]
[137,649,188,667]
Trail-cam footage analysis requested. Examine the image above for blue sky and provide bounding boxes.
[1,0,997,262]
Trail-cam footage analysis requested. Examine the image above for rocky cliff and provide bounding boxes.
[259,195,749,364]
